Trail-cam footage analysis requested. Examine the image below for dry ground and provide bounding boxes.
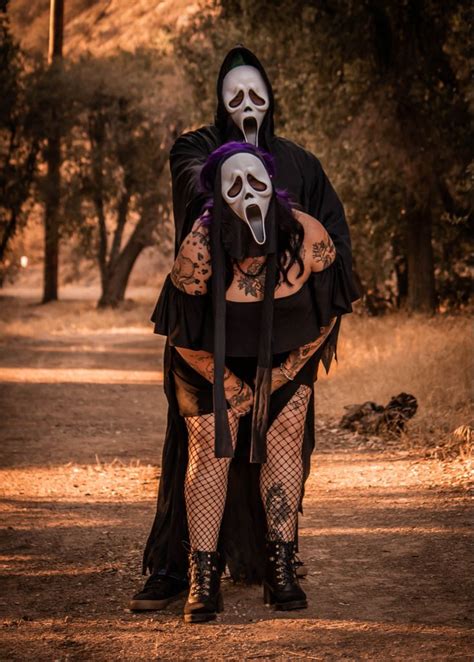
[0,291,472,661]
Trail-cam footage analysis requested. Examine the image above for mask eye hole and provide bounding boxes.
[248,174,267,192]
[227,176,243,198]
[249,89,266,106]
[229,90,244,108]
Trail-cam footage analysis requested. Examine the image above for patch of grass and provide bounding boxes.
[316,312,473,455]
[0,292,155,337]
[1,294,472,455]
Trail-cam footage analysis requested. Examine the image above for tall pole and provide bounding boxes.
[43,0,64,303]
[48,0,64,63]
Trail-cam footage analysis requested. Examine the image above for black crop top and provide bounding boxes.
[151,252,359,358]
[219,283,320,356]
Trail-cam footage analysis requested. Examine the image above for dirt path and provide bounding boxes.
[0,325,472,661]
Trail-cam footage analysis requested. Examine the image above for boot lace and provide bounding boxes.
[293,553,304,571]
[274,546,297,586]
[188,551,213,598]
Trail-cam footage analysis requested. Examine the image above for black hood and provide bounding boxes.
[215,45,275,149]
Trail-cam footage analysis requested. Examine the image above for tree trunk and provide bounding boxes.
[1,209,17,266]
[97,210,157,308]
[108,191,131,270]
[89,113,108,294]
[391,236,408,308]
[48,0,64,64]
[43,126,60,303]
[43,0,64,303]
[405,203,436,313]
[97,239,144,308]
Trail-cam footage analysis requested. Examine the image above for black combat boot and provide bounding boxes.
[183,550,223,623]
[129,573,188,611]
[263,540,308,611]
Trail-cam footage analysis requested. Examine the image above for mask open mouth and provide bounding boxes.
[245,204,266,244]
[242,116,258,145]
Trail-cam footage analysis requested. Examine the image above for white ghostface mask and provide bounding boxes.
[221,153,272,245]
[222,65,269,146]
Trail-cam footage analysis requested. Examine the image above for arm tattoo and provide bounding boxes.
[170,222,211,294]
[170,254,196,290]
[190,225,211,251]
[282,317,337,379]
[174,348,242,393]
[227,387,248,409]
[312,236,336,269]
[177,350,216,382]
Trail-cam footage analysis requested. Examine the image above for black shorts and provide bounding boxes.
[171,349,317,417]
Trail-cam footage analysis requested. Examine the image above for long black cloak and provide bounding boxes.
[142,46,360,583]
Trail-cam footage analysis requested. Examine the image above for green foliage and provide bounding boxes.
[173,0,473,310]
[0,10,43,280]
[60,52,174,237]
[1,10,188,302]
[3,0,471,309]
[54,48,187,304]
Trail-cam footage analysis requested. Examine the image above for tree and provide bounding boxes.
[173,0,473,313]
[42,0,64,303]
[62,51,185,307]
[0,6,41,284]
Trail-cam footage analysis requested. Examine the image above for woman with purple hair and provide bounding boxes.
[131,141,358,622]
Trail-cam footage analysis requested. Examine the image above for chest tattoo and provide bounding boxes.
[234,259,267,298]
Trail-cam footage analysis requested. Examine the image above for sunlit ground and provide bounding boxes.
[0,287,472,660]
[2,286,471,454]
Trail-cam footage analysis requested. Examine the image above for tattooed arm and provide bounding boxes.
[170,217,253,414]
[175,347,253,416]
[270,317,337,393]
[308,220,336,273]
[171,218,253,414]
[294,209,336,273]
[170,217,212,294]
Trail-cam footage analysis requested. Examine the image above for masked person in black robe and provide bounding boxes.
[130,141,359,621]
[130,46,360,612]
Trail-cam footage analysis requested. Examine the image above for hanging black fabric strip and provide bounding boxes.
[250,250,276,463]
[211,163,234,458]
[210,157,279,462]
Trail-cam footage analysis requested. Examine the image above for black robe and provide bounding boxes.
[142,46,360,583]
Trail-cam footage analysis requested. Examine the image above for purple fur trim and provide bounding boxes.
[198,208,212,227]
[274,187,295,214]
[198,141,296,224]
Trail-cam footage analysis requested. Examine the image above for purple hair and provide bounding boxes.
[198,141,296,225]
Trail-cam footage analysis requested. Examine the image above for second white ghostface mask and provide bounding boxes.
[221,152,272,245]
[222,65,270,146]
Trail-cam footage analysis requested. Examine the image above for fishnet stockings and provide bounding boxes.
[260,384,312,542]
[184,410,239,551]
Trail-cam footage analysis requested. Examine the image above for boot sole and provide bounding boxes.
[263,583,308,611]
[265,599,308,611]
[183,612,217,623]
[183,592,224,623]
[129,589,188,611]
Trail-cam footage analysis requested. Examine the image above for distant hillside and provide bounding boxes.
[9,0,201,56]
